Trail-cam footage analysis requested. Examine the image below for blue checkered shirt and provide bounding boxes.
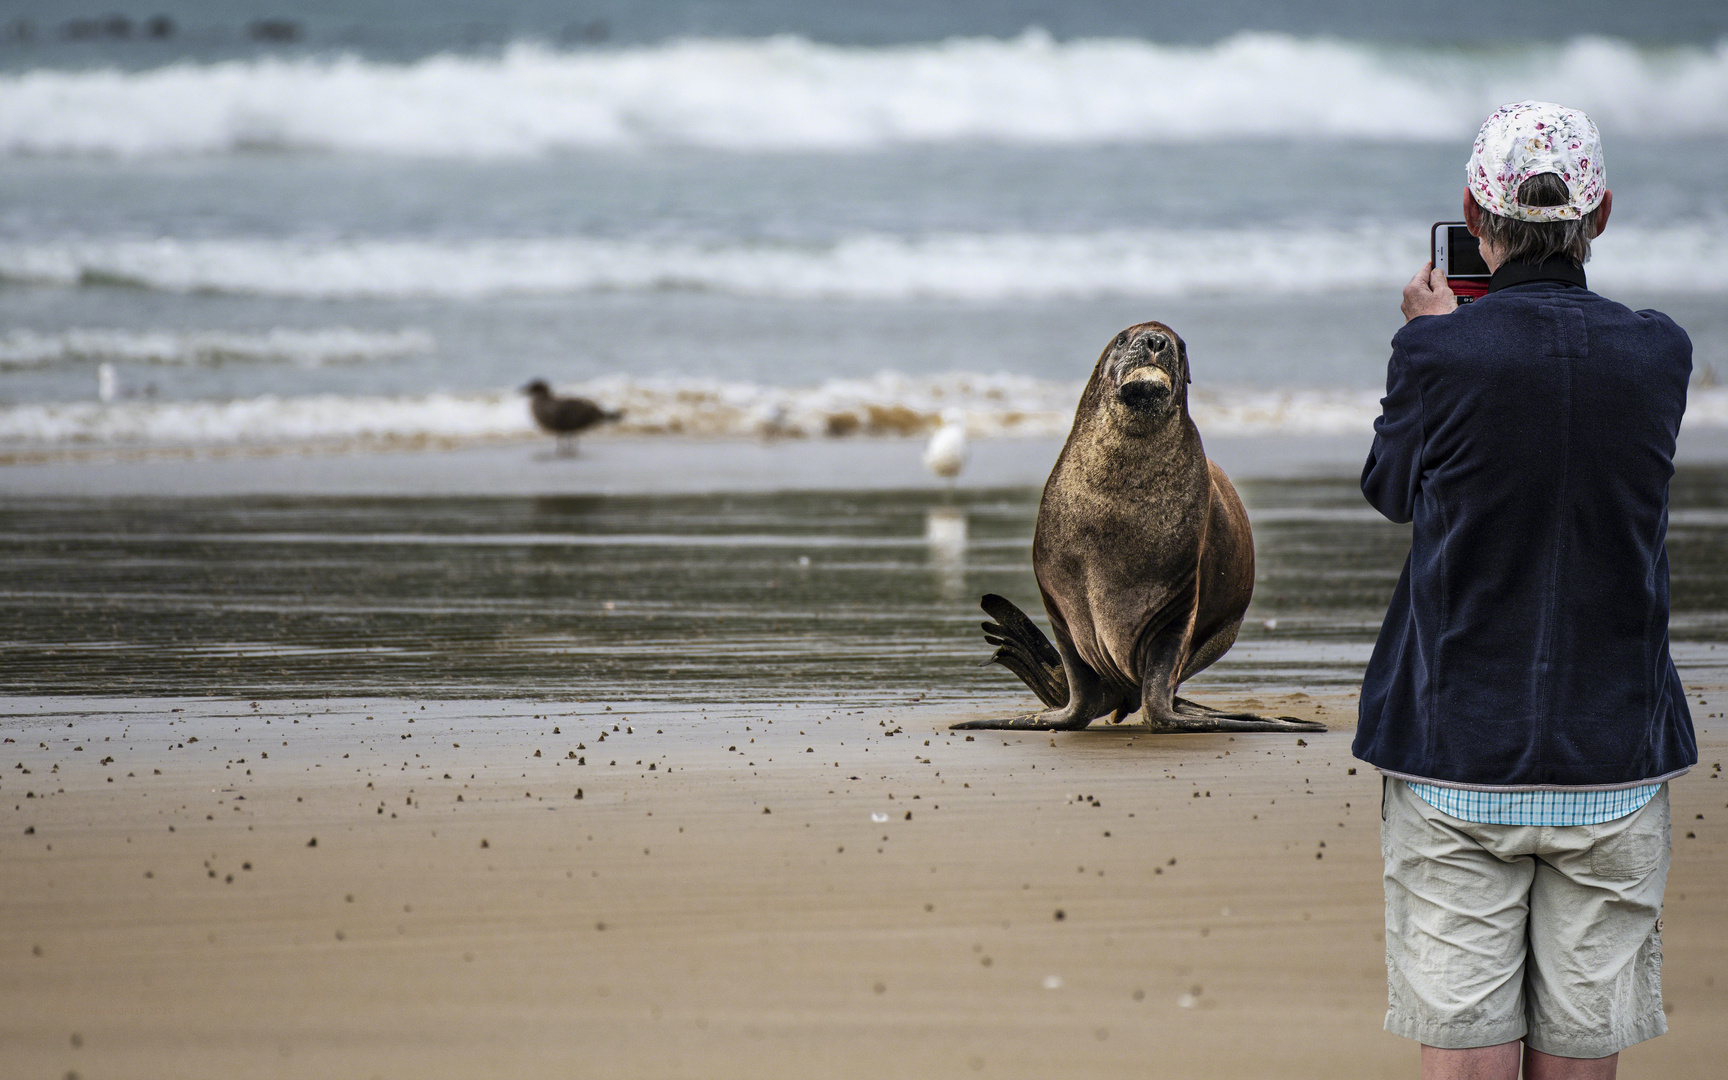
[1403,781,1661,826]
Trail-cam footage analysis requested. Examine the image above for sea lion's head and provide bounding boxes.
[1094,321,1188,428]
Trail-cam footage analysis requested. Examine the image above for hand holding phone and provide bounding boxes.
[1402,264,1457,322]
[1432,222,1490,302]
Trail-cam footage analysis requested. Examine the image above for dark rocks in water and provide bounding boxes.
[523,379,624,457]
[248,19,302,43]
[50,13,173,41]
[563,20,611,45]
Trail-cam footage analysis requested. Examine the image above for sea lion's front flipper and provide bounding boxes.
[1135,696,1326,733]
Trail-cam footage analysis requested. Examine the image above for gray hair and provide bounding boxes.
[1475,172,1601,265]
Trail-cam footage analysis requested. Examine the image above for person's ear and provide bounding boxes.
[1592,189,1612,238]
[1463,189,1484,236]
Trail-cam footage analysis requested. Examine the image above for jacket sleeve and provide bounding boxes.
[1360,339,1425,525]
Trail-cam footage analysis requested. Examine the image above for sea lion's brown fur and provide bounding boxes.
[957,322,1322,733]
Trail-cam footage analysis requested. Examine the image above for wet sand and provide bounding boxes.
[3,690,1726,1080]
[7,427,1728,497]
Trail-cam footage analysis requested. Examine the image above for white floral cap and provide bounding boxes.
[1467,100,1606,222]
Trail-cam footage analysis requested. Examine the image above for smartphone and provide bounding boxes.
[1432,222,1490,302]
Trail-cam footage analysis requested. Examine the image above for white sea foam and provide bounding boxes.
[0,327,434,369]
[6,375,1728,453]
[0,373,1070,449]
[0,390,525,451]
[1,32,1724,158]
[1,223,1722,301]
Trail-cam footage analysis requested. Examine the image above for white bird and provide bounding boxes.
[922,408,968,482]
[96,362,118,403]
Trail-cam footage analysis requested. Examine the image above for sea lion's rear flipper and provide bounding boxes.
[977,593,1068,708]
[956,601,1113,730]
[1139,696,1326,733]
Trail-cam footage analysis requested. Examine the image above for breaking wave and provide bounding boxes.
[0,327,434,369]
[3,223,1724,301]
[7,374,1728,454]
[1,32,1724,157]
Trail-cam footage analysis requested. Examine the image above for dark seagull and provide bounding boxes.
[522,379,623,457]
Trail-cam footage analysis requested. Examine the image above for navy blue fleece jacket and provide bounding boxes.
[1353,260,1696,788]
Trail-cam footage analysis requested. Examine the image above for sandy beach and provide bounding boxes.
[3,688,1725,1080]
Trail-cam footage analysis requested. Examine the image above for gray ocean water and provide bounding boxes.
[3,1,1728,705]
[2,0,1726,444]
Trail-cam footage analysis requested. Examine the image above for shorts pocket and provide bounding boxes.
[1588,798,1668,880]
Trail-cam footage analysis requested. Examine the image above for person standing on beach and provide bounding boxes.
[1353,101,1696,1079]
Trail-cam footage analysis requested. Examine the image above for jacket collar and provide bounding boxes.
[1488,256,1587,293]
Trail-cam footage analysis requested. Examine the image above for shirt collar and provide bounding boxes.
[1488,256,1587,293]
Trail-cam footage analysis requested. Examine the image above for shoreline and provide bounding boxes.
[3,690,1725,1078]
[8,428,1728,499]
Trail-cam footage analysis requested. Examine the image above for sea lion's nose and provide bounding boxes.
[1138,332,1170,355]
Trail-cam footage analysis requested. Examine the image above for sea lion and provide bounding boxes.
[523,379,623,457]
[955,321,1322,733]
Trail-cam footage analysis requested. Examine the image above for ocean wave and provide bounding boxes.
[1,32,1724,157]
[0,373,1070,449]
[7,375,1728,453]
[2,224,1723,301]
[0,327,434,369]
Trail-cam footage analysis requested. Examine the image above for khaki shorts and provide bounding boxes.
[1380,778,1670,1059]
